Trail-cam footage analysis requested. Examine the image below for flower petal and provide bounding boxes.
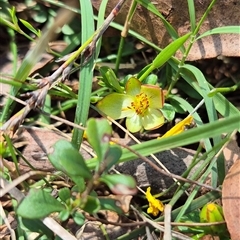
[126,114,142,133]
[125,77,141,96]
[160,115,193,138]
[141,85,164,109]
[146,187,164,216]
[97,93,134,119]
[142,108,165,130]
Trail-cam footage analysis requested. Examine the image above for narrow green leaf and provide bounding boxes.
[211,88,240,119]
[187,0,196,31]
[1,7,75,121]
[0,17,17,30]
[152,32,191,69]
[139,33,191,81]
[71,0,95,148]
[181,64,225,184]
[19,19,39,36]
[86,114,240,169]
[17,189,65,219]
[9,7,18,26]
[196,26,240,40]
[95,0,108,58]
[99,66,123,93]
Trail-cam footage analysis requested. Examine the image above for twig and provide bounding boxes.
[164,204,172,240]
[1,0,127,135]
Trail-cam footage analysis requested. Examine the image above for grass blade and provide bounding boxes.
[71,0,94,148]
[196,26,240,40]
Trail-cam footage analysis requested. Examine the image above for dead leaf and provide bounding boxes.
[222,160,240,240]
[92,0,240,60]
[100,195,133,213]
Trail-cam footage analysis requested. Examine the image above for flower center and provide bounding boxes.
[130,92,149,115]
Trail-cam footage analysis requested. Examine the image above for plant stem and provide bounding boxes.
[115,0,137,74]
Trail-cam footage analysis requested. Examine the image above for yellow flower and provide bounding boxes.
[146,187,164,216]
[97,77,165,133]
[159,115,193,139]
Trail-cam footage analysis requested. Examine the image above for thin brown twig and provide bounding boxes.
[84,214,146,227]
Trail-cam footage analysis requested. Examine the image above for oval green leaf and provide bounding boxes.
[99,174,137,195]
[17,189,65,219]
[86,118,112,163]
[48,140,92,179]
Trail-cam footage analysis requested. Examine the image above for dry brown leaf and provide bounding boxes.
[222,160,240,240]
[92,0,240,60]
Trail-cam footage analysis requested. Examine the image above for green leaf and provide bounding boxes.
[19,19,39,36]
[71,177,86,193]
[1,8,72,122]
[152,32,191,69]
[9,7,18,26]
[139,32,191,81]
[99,66,124,93]
[199,203,227,235]
[72,211,85,225]
[99,174,137,195]
[17,189,65,219]
[71,0,95,148]
[104,144,122,171]
[0,17,17,31]
[48,140,92,179]
[86,118,112,163]
[86,113,240,169]
[59,209,70,222]
[81,195,101,213]
[20,218,54,238]
[99,197,123,214]
[58,187,71,203]
[32,5,48,23]
[142,74,158,85]
[187,0,196,31]
[196,26,240,40]
[160,103,175,121]
[62,24,75,35]
[168,97,186,114]
[200,203,224,223]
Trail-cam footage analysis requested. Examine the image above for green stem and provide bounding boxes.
[138,65,154,81]
[115,36,125,75]
[115,0,137,74]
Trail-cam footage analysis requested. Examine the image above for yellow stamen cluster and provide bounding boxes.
[130,93,149,116]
